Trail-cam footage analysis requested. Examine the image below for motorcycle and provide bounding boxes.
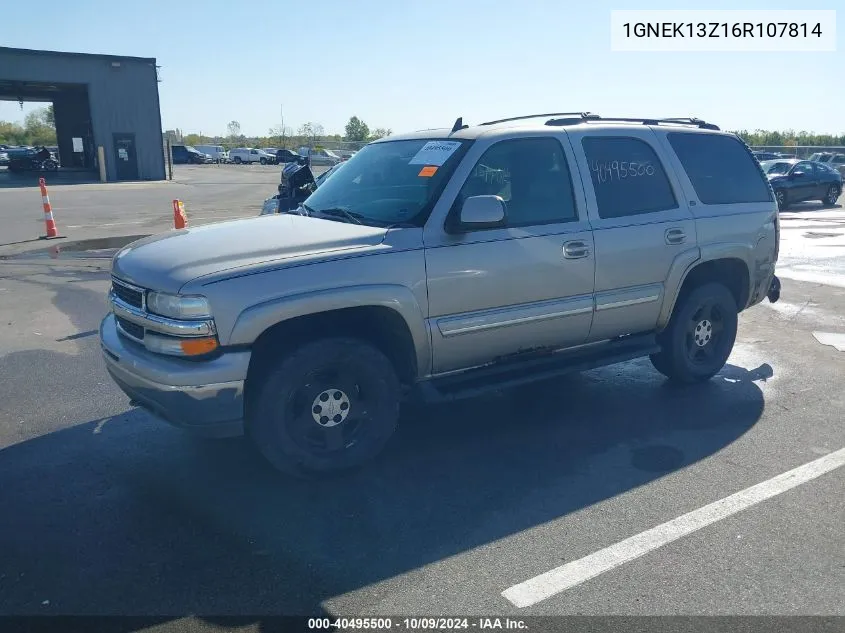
[7,149,59,173]
[261,156,316,216]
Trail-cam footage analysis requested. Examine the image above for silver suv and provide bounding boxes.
[100,113,781,476]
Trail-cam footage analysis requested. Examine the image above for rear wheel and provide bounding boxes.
[822,183,841,207]
[248,338,401,477]
[649,282,738,384]
[775,189,788,210]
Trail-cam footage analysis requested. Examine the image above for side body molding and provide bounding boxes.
[228,284,432,378]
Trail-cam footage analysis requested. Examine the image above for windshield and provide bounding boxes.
[302,138,470,226]
[760,160,793,175]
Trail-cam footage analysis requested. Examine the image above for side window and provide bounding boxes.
[793,161,813,175]
[251,149,258,155]
[667,132,772,205]
[454,137,578,227]
[582,136,678,219]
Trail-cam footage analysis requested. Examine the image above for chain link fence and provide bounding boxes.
[748,145,845,159]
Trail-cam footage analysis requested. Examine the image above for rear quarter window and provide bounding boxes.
[668,133,772,205]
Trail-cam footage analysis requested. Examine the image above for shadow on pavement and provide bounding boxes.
[0,347,770,619]
[0,168,101,189]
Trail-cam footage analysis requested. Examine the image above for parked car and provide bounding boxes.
[195,145,229,163]
[809,152,845,177]
[761,158,842,210]
[172,145,212,164]
[101,113,781,476]
[275,149,302,164]
[0,150,8,166]
[752,151,785,162]
[229,148,274,165]
[297,147,342,166]
[808,152,833,163]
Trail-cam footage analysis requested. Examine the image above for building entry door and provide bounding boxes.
[113,133,138,180]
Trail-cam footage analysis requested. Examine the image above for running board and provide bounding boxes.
[416,333,661,404]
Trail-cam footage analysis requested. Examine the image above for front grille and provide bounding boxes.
[112,278,144,309]
[116,316,144,341]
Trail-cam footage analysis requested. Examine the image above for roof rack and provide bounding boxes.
[480,112,597,126]
[545,115,719,131]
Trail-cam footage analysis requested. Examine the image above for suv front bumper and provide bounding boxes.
[100,313,249,437]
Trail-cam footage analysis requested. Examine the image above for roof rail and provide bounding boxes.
[480,112,597,126]
[546,115,719,131]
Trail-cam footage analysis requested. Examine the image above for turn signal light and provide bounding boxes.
[179,337,219,356]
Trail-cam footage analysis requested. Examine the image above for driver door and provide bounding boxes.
[790,161,820,203]
[423,135,595,374]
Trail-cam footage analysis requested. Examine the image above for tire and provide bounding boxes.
[774,188,788,211]
[821,183,841,207]
[260,157,267,165]
[233,156,242,164]
[248,337,401,477]
[649,282,739,384]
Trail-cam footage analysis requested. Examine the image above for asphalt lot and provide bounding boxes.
[0,167,843,628]
[0,164,327,251]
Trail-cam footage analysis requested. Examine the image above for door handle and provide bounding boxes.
[563,240,590,259]
[665,228,687,245]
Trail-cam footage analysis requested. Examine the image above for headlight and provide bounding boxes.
[146,291,211,319]
[144,332,218,357]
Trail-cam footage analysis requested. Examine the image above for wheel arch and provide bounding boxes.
[659,247,752,330]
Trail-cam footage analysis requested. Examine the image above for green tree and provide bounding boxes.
[344,116,370,142]
[46,104,55,128]
[24,108,56,145]
[298,122,324,142]
[368,127,392,141]
[226,120,242,140]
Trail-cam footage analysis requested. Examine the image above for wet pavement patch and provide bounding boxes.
[0,235,149,261]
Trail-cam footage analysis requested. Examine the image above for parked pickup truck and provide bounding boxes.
[100,113,781,477]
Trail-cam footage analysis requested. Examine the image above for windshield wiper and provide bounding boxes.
[314,206,364,225]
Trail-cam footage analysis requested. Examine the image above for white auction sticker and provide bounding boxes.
[611,10,836,52]
[409,141,462,166]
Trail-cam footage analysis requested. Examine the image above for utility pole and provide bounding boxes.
[280,104,285,147]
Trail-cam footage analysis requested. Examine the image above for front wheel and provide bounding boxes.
[775,189,788,211]
[233,156,242,164]
[260,157,267,165]
[822,183,841,207]
[248,338,401,477]
[649,282,739,384]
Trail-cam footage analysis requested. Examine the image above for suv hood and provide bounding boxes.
[112,215,388,293]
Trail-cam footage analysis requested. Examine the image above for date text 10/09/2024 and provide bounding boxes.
[308,617,529,630]
[622,22,822,39]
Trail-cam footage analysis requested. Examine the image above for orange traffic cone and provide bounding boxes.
[172,199,188,229]
[39,178,63,239]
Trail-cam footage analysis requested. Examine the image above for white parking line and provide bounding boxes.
[501,446,845,608]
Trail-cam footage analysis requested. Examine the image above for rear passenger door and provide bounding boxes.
[566,128,697,342]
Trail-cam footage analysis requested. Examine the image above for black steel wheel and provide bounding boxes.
[249,338,400,477]
[649,282,738,383]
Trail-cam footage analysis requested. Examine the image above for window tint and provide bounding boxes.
[668,133,772,205]
[793,161,814,175]
[581,137,677,218]
[454,137,578,227]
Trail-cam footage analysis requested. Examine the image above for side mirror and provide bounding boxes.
[457,195,506,230]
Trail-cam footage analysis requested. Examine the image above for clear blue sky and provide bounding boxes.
[1,0,842,136]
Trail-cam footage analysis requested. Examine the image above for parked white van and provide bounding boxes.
[229,148,274,165]
[195,145,229,163]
